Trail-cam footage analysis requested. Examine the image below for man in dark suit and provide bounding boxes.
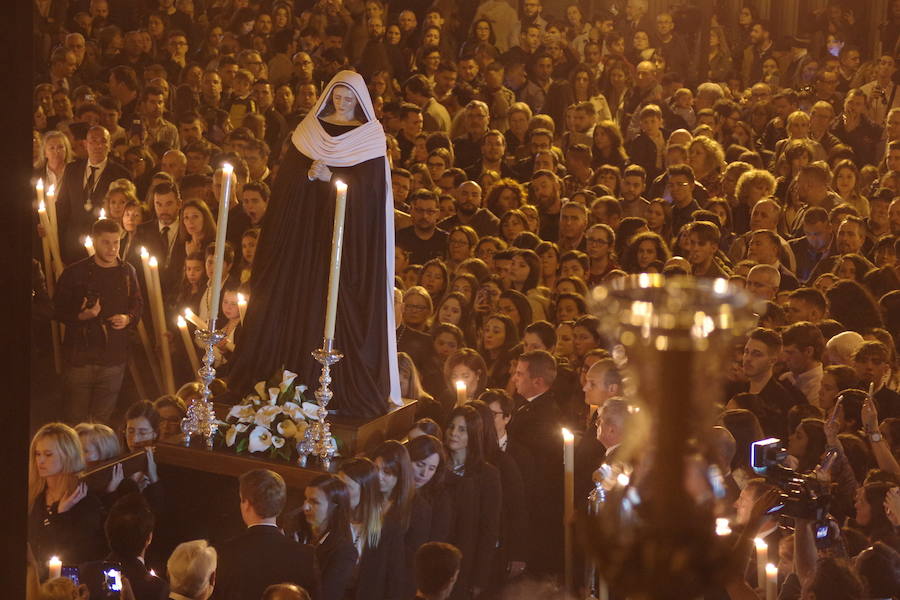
[508,350,563,577]
[134,181,186,301]
[56,125,130,263]
[83,494,169,600]
[213,469,321,600]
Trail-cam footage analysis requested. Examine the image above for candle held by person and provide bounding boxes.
[236,293,247,325]
[149,256,175,394]
[48,556,61,579]
[715,518,731,536]
[765,563,777,600]
[177,315,201,374]
[209,163,234,329]
[83,236,94,256]
[754,538,767,590]
[37,200,63,279]
[455,380,467,406]
[562,427,575,590]
[323,180,348,340]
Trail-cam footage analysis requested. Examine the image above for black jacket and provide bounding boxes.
[355,516,405,600]
[55,157,131,263]
[53,256,143,366]
[311,528,357,600]
[446,462,502,599]
[213,524,321,600]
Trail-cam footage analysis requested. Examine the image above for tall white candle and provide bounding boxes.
[455,380,467,406]
[48,556,61,579]
[45,184,62,271]
[324,180,348,340]
[177,315,201,374]
[765,563,777,600]
[209,164,233,328]
[38,201,63,278]
[35,178,45,209]
[754,538,767,589]
[562,427,575,591]
[99,208,107,219]
[150,256,175,394]
[236,292,247,325]
[183,308,207,330]
[84,236,95,256]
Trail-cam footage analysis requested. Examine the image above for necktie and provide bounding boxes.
[84,165,98,211]
[161,226,171,267]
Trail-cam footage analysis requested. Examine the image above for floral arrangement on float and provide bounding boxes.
[217,369,322,462]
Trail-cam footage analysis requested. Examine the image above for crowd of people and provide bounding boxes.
[29,0,900,598]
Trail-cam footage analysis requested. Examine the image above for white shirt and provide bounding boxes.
[83,157,108,192]
[498,433,508,452]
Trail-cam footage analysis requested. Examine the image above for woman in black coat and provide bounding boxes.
[338,458,405,600]
[470,397,529,587]
[406,434,453,544]
[444,406,503,600]
[292,474,358,600]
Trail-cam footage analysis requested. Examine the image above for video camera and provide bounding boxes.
[751,438,839,547]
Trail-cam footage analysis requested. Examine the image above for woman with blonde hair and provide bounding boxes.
[104,182,139,225]
[28,423,104,570]
[688,135,725,197]
[75,422,122,465]
[36,130,73,192]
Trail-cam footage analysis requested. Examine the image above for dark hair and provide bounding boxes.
[499,289,533,337]
[524,320,556,349]
[105,493,154,558]
[125,400,160,433]
[415,542,462,595]
[92,217,122,237]
[369,440,415,530]
[782,321,825,361]
[239,469,287,518]
[299,474,352,543]
[856,542,900,597]
[808,557,864,600]
[518,349,558,385]
[792,418,826,472]
[721,409,764,473]
[468,400,501,463]
[826,280,884,333]
[447,404,486,471]
[411,418,443,439]
[405,434,447,497]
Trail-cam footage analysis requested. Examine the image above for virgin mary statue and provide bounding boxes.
[228,70,400,419]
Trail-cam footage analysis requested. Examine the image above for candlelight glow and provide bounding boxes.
[765,563,777,576]
[38,200,46,212]
[149,256,158,267]
[237,293,247,305]
[715,518,731,536]
[334,179,347,192]
[99,208,107,219]
[84,236,93,249]
[36,179,44,192]
[177,315,187,328]
[222,162,234,174]
[561,427,574,442]
[754,537,767,550]
[455,380,466,392]
[140,246,149,259]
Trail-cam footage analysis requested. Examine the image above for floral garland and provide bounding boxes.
[217,369,321,462]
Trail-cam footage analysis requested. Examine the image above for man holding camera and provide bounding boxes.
[53,218,143,424]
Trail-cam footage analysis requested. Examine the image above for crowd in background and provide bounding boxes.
[28,0,900,598]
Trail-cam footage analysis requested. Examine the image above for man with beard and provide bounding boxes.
[808,215,875,281]
[557,201,588,253]
[789,207,834,284]
[784,288,827,324]
[685,220,730,278]
[725,328,805,440]
[437,180,499,237]
[531,170,562,242]
[396,189,448,265]
[452,100,490,171]
[465,129,515,181]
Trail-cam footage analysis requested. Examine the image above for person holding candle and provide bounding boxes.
[212,289,243,374]
[28,423,105,574]
[444,405,502,599]
[176,251,208,315]
[198,242,238,324]
[53,218,143,425]
[229,70,400,419]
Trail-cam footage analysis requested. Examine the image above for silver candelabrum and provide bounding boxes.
[180,321,225,449]
[297,337,341,470]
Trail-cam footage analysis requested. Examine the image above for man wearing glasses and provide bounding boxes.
[396,189,448,265]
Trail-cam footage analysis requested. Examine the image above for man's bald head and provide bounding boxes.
[261,584,310,600]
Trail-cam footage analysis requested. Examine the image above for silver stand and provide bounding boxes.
[180,321,225,449]
[297,337,341,469]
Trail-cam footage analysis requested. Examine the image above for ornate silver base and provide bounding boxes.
[297,337,341,469]
[180,322,225,449]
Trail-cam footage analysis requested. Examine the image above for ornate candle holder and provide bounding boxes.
[180,323,225,449]
[580,275,761,599]
[297,337,341,469]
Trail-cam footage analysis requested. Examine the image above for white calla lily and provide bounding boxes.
[268,387,280,405]
[225,426,237,447]
[248,426,273,452]
[272,435,286,449]
[255,405,283,428]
